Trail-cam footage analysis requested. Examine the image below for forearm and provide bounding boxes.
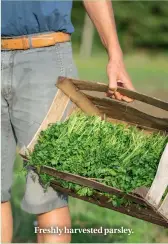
[83,0,122,58]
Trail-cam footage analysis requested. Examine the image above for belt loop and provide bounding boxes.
[22,36,29,50]
[28,35,33,49]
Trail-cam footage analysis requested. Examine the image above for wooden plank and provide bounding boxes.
[56,77,102,117]
[145,144,168,208]
[51,181,159,220]
[50,182,160,219]
[57,77,168,111]
[133,187,168,222]
[158,193,168,221]
[97,106,168,132]
[40,165,147,206]
[60,99,74,122]
[93,108,168,133]
[21,157,152,208]
[85,94,168,132]
[20,89,70,154]
[132,187,149,198]
[50,182,168,228]
[106,117,159,134]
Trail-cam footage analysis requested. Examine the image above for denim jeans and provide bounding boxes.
[1,42,78,214]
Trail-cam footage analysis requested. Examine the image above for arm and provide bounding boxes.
[83,0,135,102]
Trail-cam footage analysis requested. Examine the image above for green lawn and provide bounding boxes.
[12,52,168,243]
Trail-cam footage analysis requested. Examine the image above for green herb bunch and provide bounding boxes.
[27,112,167,199]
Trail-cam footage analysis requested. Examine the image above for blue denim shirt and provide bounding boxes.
[1,1,74,36]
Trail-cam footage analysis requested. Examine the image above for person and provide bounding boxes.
[1,0,134,243]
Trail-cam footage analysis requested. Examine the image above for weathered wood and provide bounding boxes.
[51,181,158,219]
[21,156,149,209]
[56,77,102,117]
[158,193,168,220]
[145,144,168,208]
[132,187,149,198]
[133,186,168,222]
[106,117,159,134]
[96,105,168,132]
[50,182,168,228]
[50,181,157,219]
[85,94,168,132]
[58,77,168,111]
[40,165,147,206]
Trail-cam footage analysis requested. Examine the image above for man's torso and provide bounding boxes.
[1,0,74,37]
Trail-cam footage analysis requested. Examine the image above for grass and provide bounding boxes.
[12,51,168,243]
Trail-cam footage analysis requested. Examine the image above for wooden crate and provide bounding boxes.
[20,76,168,228]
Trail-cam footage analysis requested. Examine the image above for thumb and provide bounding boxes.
[107,67,118,93]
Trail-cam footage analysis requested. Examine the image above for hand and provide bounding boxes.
[106,48,135,102]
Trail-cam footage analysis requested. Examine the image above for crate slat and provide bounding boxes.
[57,77,168,111]
[51,182,168,228]
[40,165,148,206]
[57,77,101,117]
[145,144,168,208]
[85,94,168,131]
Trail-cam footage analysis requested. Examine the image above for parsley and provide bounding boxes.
[27,112,168,204]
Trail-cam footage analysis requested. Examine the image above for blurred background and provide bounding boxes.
[12,1,168,243]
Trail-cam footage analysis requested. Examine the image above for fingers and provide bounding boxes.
[107,63,117,93]
[107,68,124,101]
[107,61,135,103]
[106,77,135,102]
[108,73,117,91]
[122,96,133,103]
[114,91,122,101]
[106,90,123,101]
[119,74,135,102]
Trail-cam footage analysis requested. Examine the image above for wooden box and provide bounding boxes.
[21,77,168,228]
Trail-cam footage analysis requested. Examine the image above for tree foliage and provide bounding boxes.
[72,1,168,51]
